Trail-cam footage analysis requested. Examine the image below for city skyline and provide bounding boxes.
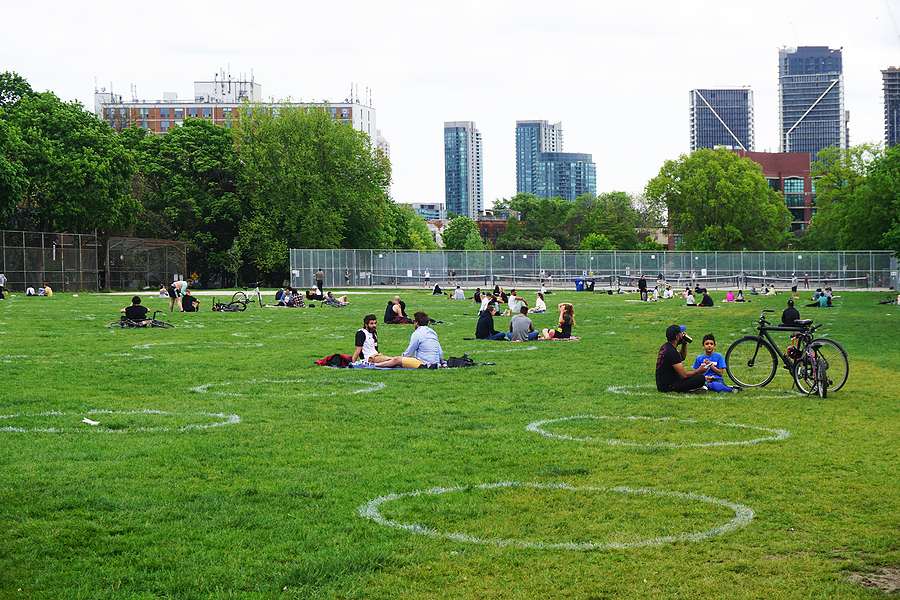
[4,0,900,210]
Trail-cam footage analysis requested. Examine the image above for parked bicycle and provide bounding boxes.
[107,310,175,329]
[230,283,263,308]
[725,309,848,395]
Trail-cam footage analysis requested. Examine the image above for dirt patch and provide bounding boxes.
[848,567,900,593]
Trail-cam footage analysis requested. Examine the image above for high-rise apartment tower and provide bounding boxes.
[515,120,595,201]
[689,88,755,152]
[883,67,900,147]
[443,121,483,219]
[778,46,848,157]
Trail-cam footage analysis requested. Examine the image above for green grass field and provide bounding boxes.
[1,288,899,599]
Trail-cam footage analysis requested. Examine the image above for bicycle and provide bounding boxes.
[107,310,175,329]
[230,283,263,308]
[212,297,246,312]
[724,309,848,395]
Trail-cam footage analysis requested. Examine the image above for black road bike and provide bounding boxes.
[725,309,848,396]
[107,310,175,329]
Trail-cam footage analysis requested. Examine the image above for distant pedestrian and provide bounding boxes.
[315,268,324,294]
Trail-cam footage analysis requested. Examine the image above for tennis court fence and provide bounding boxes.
[290,249,898,292]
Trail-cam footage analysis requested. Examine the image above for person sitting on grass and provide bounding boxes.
[476,305,506,340]
[288,287,307,308]
[692,334,740,393]
[182,290,200,312]
[473,288,483,304]
[542,302,575,339]
[697,288,714,306]
[120,295,149,323]
[449,285,465,300]
[351,314,403,367]
[782,299,801,327]
[725,290,735,302]
[806,294,830,308]
[508,305,540,341]
[685,290,696,306]
[530,292,547,313]
[400,311,445,368]
[655,325,710,393]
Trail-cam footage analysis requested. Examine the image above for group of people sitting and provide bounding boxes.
[655,325,741,394]
[25,284,53,297]
[806,287,834,307]
[475,301,574,341]
[274,287,349,308]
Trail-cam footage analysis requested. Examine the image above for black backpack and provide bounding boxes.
[446,354,475,368]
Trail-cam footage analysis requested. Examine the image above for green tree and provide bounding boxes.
[121,120,244,280]
[497,193,574,248]
[0,119,27,221]
[0,71,34,108]
[441,216,479,250]
[3,91,137,233]
[579,233,614,251]
[802,144,900,252]
[231,102,392,273]
[645,148,791,250]
[566,192,649,250]
[384,203,438,250]
[463,227,485,251]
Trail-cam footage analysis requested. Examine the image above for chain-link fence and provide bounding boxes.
[290,249,898,291]
[106,237,188,291]
[0,230,100,292]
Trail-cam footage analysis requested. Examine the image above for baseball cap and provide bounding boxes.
[666,324,686,341]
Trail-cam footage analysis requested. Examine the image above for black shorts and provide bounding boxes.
[168,285,178,299]
[791,286,797,292]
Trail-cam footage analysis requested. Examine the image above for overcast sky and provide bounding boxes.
[5,0,900,209]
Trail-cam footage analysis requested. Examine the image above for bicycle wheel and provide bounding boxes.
[231,291,248,304]
[150,319,175,328]
[817,360,828,399]
[810,338,848,392]
[107,321,123,328]
[725,336,777,387]
[793,355,816,395]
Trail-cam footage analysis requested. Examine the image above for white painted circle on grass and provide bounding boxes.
[359,481,754,550]
[526,415,790,447]
[0,409,240,433]
[189,378,385,397]
[132,341,263,350]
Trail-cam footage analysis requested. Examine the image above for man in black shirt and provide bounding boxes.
[655,324,710,393]
[638,275,648,301]
[782,300,801,327]
[475,305,505,340]
[120,296,149,323]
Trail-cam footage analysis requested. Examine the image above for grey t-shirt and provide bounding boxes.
[508,313,534,341]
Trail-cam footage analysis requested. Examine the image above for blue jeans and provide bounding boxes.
[507,330,539,341]
[484,331,506,340]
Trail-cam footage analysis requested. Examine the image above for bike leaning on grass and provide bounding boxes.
[725,309,847,395]
[107,310,175,329]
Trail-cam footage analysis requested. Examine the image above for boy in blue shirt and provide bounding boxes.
[693,334,741,393]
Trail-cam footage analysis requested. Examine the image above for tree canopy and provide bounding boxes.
[644,148,791,250]
[441,216,480,251]
[230,102,393,273]
[1,90,138,232]
[802,144,900,255]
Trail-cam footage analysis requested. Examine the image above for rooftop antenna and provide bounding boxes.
[94,76,98,93]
